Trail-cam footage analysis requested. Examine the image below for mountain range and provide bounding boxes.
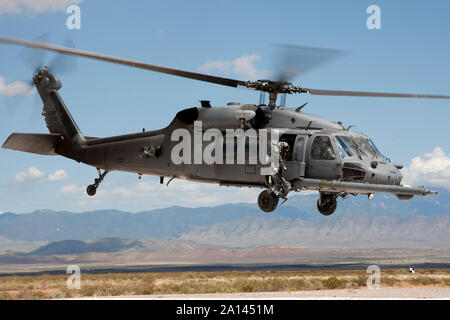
[0,187,448,250]
[24,237,213,256]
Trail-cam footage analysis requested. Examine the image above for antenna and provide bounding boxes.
[295,102,308,112]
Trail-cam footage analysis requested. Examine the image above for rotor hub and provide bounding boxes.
[245,80,305,108]
[33,67,48,84]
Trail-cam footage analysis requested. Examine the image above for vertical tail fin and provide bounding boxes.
[35,70,85,146]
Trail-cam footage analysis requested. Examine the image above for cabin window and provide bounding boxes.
[310,136,336,160]
[293,136,305,161]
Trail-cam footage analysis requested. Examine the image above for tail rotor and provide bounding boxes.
[3,34,77,122]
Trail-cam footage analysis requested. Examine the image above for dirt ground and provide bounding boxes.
[86,287,450,300]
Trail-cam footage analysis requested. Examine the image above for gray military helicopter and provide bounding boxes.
[1,37,449,215]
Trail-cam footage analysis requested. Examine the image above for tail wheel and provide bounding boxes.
[258,190,279,213]
[86,184,97,196]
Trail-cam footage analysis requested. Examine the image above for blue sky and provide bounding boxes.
[0,0,449,213]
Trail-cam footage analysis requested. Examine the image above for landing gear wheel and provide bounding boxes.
[317,198,337,216]
[86,184,97,196]
[258,190,279,213]
[86,169,109,197]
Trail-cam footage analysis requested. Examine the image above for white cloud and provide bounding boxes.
[48,169,68,181]
[401,147,450,189]
[13,166,45,183]
[61,184,84,195]
[198,54,271,80]
[11,167,68,184]
[0,76,34,98]
[0,0,84,16]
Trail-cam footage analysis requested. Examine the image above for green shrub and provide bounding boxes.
[322,277,346,289]
[241,285,254,292]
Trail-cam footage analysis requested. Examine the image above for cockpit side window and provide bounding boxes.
[310,136,336,160]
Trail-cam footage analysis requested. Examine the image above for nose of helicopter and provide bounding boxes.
[364,160,403,185]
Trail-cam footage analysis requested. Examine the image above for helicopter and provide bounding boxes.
[1,37,449,215]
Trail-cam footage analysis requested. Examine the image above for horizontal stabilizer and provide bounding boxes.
[2,133,62,155]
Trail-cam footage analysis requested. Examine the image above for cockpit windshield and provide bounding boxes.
[366,138,387,159]
[335,136,358,159]
[352,136,386,159]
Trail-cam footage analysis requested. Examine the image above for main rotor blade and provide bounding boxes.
[273,44,344,82]
[0,37,247,88]
[301,88,450,99]
[3,37,450,100]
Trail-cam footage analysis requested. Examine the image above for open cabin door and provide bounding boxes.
[282,134,309,181]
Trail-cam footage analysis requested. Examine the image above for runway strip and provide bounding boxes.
[85,287,450,300]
